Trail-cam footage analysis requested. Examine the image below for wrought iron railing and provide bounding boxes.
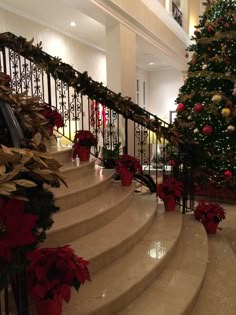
[172,2,183,27]
[0,32,172,180]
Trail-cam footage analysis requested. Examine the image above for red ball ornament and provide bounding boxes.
[224,170,232,177]
[207,26,213,32]
[207,46,211,52]
[224,23,230,28]
[176,103,185,112]
[193,103,203,113]
[202,125,213,135]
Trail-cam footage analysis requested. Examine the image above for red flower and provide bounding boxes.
[157,177,183,202]
[73,130,97,148]
[194,201,226,229]
[115,155,142,174]
[41,104,64,136]
[27,245,90,303]
[0,198,38,263]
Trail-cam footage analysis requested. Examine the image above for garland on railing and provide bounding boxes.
[0,32,182,145]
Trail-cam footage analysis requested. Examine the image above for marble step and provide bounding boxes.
[63,210,183,315]
[51,168,115,211]
[60,159,96,182]
[43,183,135,247]
[69,193,157,274]
[48,146,73,164]
[117,214,208,315]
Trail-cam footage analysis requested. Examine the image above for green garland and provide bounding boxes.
[0,32,174,142]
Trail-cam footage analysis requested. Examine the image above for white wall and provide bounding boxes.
[148,68,183,122]
[0,8,107,83]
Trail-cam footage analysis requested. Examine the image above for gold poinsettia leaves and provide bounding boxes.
[0,72,51,151]
[0,145,67,197]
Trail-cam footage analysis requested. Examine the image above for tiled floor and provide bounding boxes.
[190,204,236,315]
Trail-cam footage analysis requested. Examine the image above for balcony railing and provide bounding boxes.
[172,2,183,27]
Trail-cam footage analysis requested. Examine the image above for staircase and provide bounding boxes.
[45,145,208,315]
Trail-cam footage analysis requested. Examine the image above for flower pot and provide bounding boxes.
[120,169,133,186]
[203,221,218,234]
[77,146,90,161]
[35,295,63,315]
[164,198,176,211]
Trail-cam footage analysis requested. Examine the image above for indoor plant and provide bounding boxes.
[41,103,64,136]
[26,245,90,315]
[72,130,98,161]
[115,154,142,186]
[194,200,226,234]
[157,177,183,211]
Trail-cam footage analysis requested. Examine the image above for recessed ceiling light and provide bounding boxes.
[148,62,155,65]
[70,21,76,27]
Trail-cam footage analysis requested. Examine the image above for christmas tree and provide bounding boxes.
[173,0,236,189]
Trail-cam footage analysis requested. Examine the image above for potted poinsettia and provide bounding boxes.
[115,154,142,186]
[157,177,183,211]
[26,245,90,315]
[72,130,98,161]
[194,200,226,234]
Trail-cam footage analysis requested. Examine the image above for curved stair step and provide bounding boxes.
[117,214,208,315]
[49,146,73,164]
[63,210,182,315]
[51,168,115,211]
[43,184,135,246]
[70,193,157,274]
[60,159,96,182]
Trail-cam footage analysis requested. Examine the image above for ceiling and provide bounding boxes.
[0,0,181,71]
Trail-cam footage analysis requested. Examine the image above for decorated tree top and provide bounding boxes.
[173,0,236,188]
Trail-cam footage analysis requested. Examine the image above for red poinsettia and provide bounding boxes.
[0,198,38,263]
[72,130,98,159]
[41,103,64,136]
[115,154,142,174]
[157,177,183,202]
[194,201,225,233]
[26,245,90,303]
[73,130,97,148]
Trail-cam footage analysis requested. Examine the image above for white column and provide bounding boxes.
[106,23,136,155]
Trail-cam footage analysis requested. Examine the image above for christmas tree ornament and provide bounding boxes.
[202,64,208,70]
[176,103,185,112]
[194,103,204,113]
[221,108,230,117]
[227,125,235,132]
[193,128,199,134]
[224,170,232,177]
[194,30,201,38]
[211,94,222,103]
[207,25,213,32]
[202,125,213,135]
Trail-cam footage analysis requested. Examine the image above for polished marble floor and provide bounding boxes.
[190,204,236,315]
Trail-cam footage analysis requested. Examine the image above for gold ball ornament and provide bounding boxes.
[212,95,222,103]
[227,125,235,132]
[221,108,231,117]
